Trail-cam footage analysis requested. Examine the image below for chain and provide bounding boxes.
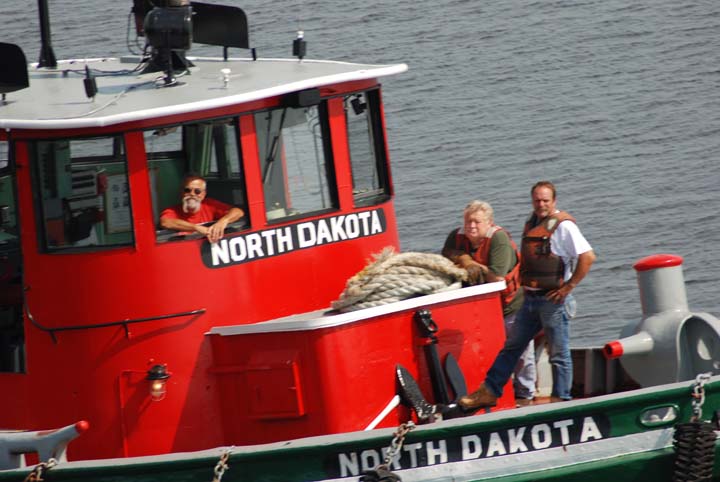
[382,421,415,466]
[23,458,57,482]
[690,372,712,421]
[211,447,233,482]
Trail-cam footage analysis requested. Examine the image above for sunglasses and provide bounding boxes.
[183,187,204,195]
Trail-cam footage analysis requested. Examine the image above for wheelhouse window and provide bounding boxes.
[0,140,24,373]
[31,136,132,250]
[0,141,19,244]
[255,102,337,222]
[0,141,7,170]
[146,118,248,241]
[345,90,391,207]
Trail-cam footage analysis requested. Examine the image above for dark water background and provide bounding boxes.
[3,0,720,346]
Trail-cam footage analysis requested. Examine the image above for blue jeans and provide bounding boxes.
[486,292,574,400]
[504,312,536,400]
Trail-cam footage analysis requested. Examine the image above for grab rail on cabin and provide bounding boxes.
[23,288,205,343]
[156,219,248,243]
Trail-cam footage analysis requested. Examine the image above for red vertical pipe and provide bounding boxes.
[239,114,266,226]
[326,97,354,209]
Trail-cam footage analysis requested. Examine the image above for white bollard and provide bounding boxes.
[634,254,688,317]
[602,254,690,387]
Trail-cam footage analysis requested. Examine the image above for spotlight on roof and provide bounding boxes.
[142,0,193,85]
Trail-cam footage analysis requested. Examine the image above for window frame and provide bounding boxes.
[345,88,392,208]
[29,135,134,253]
[255,100,339,225]
[147,116,250,243]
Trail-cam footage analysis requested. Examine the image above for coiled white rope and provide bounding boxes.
[331,247,467,312]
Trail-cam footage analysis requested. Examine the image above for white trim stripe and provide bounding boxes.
[207,282,505,335]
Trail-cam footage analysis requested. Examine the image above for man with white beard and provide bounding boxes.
[160,174,244,243]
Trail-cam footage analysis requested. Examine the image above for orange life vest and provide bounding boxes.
[452,226,521,308]
[520,211,575,289]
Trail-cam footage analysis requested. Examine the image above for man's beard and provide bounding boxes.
[183,196,202,214]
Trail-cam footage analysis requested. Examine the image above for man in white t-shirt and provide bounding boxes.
[459,181,596,411]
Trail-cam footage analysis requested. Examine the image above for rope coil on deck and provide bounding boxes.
[332,248,467,312]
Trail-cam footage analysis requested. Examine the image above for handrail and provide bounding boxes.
[23,287,205,343]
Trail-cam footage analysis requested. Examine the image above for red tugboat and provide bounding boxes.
[0,2,718,482]
[0,0,510,463]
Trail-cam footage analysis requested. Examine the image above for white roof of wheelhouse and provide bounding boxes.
[0,56,408,130]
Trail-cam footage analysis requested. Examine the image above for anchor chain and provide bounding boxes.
[359,422,415,482]
[211,447,233,482]
[672,373,716,482]
[383,421,414,466]
[23,458,57,482]
[690,372,712,422]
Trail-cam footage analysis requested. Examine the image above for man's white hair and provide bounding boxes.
[463,200,494,224]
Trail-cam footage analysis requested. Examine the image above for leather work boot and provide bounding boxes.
[515,398,534,407]
[550,396,568,403]
[458,383,498,411]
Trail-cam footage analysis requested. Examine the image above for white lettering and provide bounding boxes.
[338,453,359,477]
[580,417,603,442]
[204,209,384,267]
[425,440,448,465]
[486,432,507,457]
[333,415,607,476]
[229,237,247,261]
[330,215,348,240]
[277,226,294,253]
[246,233,264,258]
[316,219,333,245]
[297,222,316,248]
[345,215,360,238]
[370,209,383,233]
[360,450,381,471]
[403,442,422,468]
[461,435,483,460]
[507,427,528,453]
[358,211,371,234]
[260,230,276,256]
[531,424,553,449]
[553,419,574,445]
[211,239,230,265]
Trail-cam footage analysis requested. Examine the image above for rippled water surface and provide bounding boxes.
[3,0,720,345]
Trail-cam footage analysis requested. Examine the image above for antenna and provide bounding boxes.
[37,0,57,68]
[293,4,306,61]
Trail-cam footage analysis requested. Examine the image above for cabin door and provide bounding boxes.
[0,144,24,373]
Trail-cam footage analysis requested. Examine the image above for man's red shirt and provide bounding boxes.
[160,198,233,224]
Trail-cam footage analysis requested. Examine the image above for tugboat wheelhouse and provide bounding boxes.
[0,82,393,376]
